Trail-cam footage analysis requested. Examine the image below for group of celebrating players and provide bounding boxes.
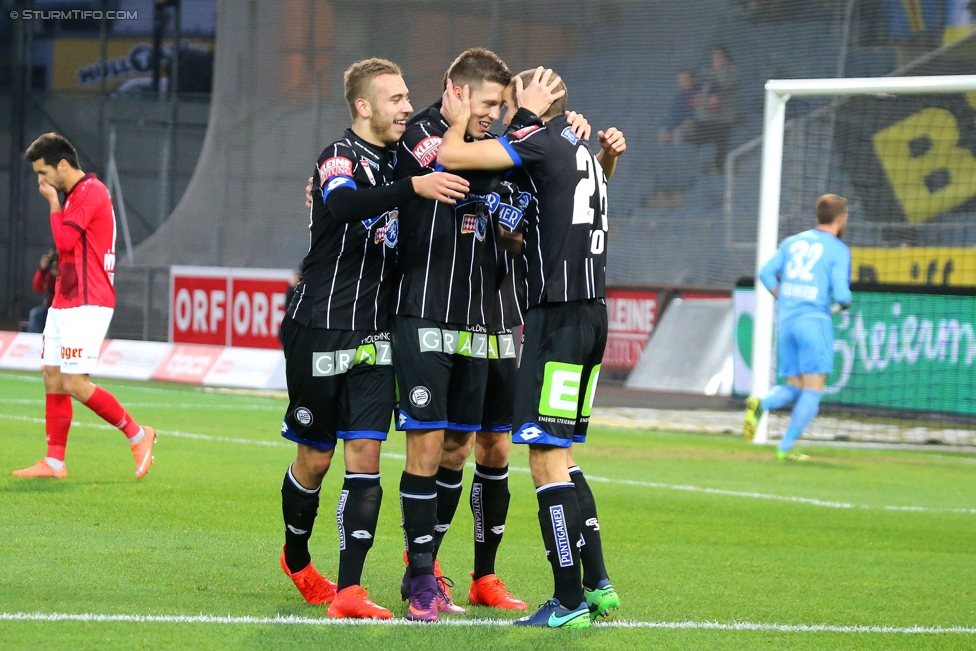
[14,42,854,632]
[277,49,625,627]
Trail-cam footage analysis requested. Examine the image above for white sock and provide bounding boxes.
[128,427,145,444]
[45,457,66,470]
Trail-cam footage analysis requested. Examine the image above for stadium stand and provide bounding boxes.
[129,0,854,285]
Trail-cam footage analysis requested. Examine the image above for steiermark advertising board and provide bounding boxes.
[733,285,976,416]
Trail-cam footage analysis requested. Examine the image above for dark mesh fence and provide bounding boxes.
[80,1,974,347]
[133,0,860,286]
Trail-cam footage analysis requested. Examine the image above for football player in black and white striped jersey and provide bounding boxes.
[278,58,470,620]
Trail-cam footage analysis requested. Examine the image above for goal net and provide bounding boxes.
[749,75,976,447]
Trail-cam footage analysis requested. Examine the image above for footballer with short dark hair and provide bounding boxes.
[14,133,157,482]
[390,46,571,622]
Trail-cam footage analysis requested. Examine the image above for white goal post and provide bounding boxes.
[750,74,976,445]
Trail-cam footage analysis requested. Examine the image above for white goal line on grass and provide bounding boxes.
[3,412,975,515]
[1,612,974,634]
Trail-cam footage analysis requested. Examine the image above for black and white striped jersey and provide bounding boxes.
[391,103,506,326]
[288,130,399,331]
[498,114,609,307]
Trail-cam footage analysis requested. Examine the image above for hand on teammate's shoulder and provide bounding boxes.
[564,111,591,141]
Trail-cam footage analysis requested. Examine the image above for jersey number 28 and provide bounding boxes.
[572,148,608,255]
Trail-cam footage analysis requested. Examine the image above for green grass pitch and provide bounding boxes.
[1,370,975,650]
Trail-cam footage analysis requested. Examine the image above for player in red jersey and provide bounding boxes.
[13,133,156,480]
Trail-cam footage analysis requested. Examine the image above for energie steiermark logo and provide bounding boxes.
[538,362,601,420]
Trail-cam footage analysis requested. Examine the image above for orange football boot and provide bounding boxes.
[280,546,337,605]
[131,426,156,479]
[468,573,529,610]
[326,585,393,619]
[12,460,67,479]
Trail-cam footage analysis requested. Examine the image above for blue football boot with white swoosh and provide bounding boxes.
[513,599,591,629]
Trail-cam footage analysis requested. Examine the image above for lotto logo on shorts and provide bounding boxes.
[549,505,573,568]
[539,363,601,421]
[61,347,84,361]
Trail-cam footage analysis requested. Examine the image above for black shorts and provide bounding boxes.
[391,315,491,432]
[482,328,519,432]
[280,316,395,451]
[512,300,607,447]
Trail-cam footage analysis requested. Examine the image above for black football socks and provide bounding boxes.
[432,466,464,560]
[336,472,382,591]
[570,466,610,590]
[536,481,585,607]
[471,463,511,579]
[281,464,321,573]
[400,471,438,577]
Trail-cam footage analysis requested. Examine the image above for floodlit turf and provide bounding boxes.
[1,369,975,650]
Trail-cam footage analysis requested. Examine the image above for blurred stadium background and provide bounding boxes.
[2,0,976,444]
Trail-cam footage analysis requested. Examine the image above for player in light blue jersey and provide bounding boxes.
[744,194,852,460]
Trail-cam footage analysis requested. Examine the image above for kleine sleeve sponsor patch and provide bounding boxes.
[410,136,442,168]
[510,124,541,140]
[318,156,355,185]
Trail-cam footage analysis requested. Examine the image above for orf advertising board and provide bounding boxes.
[603,289,659,370]
[170,267,292,349]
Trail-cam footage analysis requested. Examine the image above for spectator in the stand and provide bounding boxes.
[29,249,58,333]
[659,70,698,145]
[686,45,739,175]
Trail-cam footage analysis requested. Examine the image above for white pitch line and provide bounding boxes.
[0,414,291,448]
[0,612,973,634]
[4,413,975,515]
[0,372,284,400]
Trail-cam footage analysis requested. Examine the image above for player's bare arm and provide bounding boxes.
[437,81,518,170]
[596,127,626,180]
[438,69,565,170]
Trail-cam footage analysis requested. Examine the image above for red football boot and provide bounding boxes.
[327,585,393,619]
[279,546,337,605]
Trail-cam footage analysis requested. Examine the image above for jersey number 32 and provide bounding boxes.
[572,148,608,255]
[785,240,823,282]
